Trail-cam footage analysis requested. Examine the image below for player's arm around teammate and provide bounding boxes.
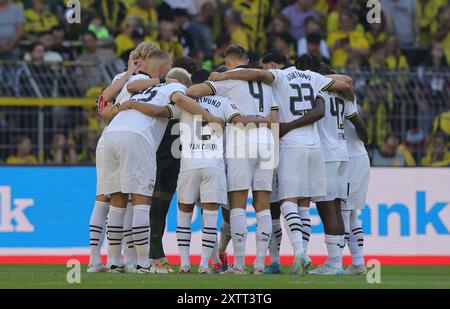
[208,66,354,99]
[279,96,325,137]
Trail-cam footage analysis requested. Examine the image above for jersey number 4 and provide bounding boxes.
[248,81,264,112]
[330,97,345,129]
[289,83,314,116]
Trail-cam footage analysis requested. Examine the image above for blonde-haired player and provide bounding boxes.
[111,60,223,273]
[87,43,157,273]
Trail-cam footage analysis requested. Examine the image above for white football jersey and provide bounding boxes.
[344,104,367,158]
[269,66,335,148]
[172,95,240,172]
[105,82,187,152]
[114,71,151,105]
[205,67,278,146]
[317,91,357,162]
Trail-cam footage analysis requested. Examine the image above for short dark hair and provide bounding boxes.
[304,15,319,28]
[319,62,334,75]
[224,44,248,60]
[295,53,321,72]
[215,65,228,73]
[83,30,97,40]
[191,69,211,84]
[30,42,45,53]
[260,49,289,66]
[274,32,295,46]
[306,32,322,45]
[173,56,199,74]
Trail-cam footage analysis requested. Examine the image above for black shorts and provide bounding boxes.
[154,119,180,195]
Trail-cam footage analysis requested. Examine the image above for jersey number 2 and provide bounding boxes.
[289,83,314,116]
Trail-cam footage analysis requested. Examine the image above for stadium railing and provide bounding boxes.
[0,60,449,164]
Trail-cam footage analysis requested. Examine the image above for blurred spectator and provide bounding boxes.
[381,0,420,48]
[384,35,409,70]
[417,0,447,46]
[368,42,386,71]
[272,32,296,63]
[231,0,271,53]
[77,31,116,64]
[46,133,78,164]
[418,41,449,133]
[126,0,159,41]
[365,14,387,46]
[327,10,369,68]
[372,134,414,167]
[313,0,330,17]
[327,0,364,34]
[6,136,38,164]
[114,16,141,58]
[281,0,318,41]
[187,48,207,70]
[77,130,99,164]
[421,132,450,167]
[51,26,75,61]
[88,15,112,43]
[186,1,215,58]
[342,56,366,94]
[158,20,184,60]
[402,128,426,163]
[35,31,63,62]
[297,16,330,61]
[431,5,450,64]
[24,0,58,37]
[224,8,250,51]
[0,0,24,60]
[76,31,116,95]
[172,56,199,74]
[172,8,195,55]
[267,13,291,36]
[24,42,45,61]
[92,0,127,34]
[120,26,147,63]
[19,42,57,96]
[361,78,392,149]
[431,108,450,142]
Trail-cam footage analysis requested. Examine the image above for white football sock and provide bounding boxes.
[177,210,193,268]
[230,208,247,270]
[324,234,344,269]
[89,201,109,266]
[132,204,151,269]
[281,201,304,257]
[349,210,365,266]
[298,207,311,252]
[200,209,218,269]
[107,206,126,267]
[219,221,232,254]
[268,219,282,264]
[342,209,351,246]
[123,203,136,265]
[254,209,272,270]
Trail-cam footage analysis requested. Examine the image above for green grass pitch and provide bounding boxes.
[0,265,449,289]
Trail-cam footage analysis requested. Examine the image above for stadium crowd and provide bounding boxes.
[0,0,449,166]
